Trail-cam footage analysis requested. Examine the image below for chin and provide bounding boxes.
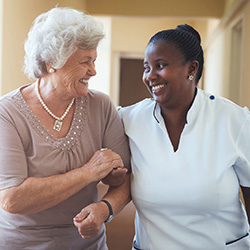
[77,86,89,97]
[80,90,89,97]
[153,96,168,105]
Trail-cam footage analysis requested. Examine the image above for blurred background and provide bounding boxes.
[0,0,249,249]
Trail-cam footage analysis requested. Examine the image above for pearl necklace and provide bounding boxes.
[36,80,75,132]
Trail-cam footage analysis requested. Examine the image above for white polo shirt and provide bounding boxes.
[120,88,250,250]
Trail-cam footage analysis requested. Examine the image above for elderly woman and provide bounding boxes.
[0,7,130,250]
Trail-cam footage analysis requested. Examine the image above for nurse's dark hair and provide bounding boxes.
[148,24,204,85]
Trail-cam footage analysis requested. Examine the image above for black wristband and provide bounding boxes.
[100,199,114,223]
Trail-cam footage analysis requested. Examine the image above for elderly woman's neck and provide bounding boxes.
[38,77,74,105]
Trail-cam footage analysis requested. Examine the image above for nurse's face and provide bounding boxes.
[143,41,194,109]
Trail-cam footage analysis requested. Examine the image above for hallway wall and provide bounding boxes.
[203,0,250,108]
[0,0,86,95]
[0,0,215,102]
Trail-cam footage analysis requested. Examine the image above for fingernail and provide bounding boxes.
[74,215,80,220]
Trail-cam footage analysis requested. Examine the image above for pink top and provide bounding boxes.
[0,86,130,250]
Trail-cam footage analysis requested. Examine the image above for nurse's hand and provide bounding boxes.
[73,202,109,239]
[102,167,128,187]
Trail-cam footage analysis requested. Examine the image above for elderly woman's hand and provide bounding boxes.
[84,149,125,183]
[73,201,109,239]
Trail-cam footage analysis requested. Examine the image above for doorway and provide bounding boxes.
[119,58,152,107]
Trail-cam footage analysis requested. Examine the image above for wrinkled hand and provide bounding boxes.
[85,149,124,182]
[73,202,108,239]
[102,167,128,186]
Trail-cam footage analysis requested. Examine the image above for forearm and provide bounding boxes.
[0,148,122,215]
[0,166,94,215]
[102,174,131,216]
[73,174,131,239]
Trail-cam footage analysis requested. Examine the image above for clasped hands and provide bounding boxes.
[73,148,126,239]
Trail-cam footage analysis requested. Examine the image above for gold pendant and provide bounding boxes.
[53,120,62,132]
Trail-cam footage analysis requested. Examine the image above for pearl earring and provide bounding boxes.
[188,75,194,81]
[49,68,55,73]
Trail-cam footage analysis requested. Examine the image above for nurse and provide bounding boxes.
[120,24,250,249]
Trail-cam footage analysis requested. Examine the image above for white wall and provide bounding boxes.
[203,29,230,96]
[89,16,112,95]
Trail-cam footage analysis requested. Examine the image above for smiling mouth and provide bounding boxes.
[151,84,165,93]
[79,79,89,84]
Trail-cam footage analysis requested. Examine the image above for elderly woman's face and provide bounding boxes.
[53,48,97,98]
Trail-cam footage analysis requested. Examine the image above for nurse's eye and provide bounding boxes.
[144,65,150,73]
[157,63,166,70]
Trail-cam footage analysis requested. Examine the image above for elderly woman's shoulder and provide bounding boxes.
[0,88,20,107]
[88,89,110,101]
[87,89,115,109]
[0,88,22,121]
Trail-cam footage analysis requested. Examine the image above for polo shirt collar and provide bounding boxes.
[153,87,204,126]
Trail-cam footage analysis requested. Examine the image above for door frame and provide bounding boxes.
[228,15,244,105]
[112,52,144,106]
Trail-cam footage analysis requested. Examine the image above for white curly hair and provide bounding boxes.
[23,7,105,79]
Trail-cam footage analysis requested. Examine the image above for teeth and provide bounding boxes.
[80,79,89,83]
[152,84,165,92]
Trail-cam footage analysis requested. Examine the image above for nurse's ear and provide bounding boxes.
[188,60,199,79]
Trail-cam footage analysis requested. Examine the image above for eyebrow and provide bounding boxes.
[155,58,165,62]
[144,58,165,64]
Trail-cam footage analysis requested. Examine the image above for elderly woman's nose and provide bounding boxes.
[88,63,96,76]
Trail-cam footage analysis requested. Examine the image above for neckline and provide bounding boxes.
[12,86,88,151]
[36,79,75,123]
[152,88,203,153]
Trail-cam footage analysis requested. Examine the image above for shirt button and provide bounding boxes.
[210,95,215,100]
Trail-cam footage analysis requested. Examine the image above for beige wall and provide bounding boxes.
[111,17,211,54]
[203,0,250,108]
[86,0,224,18]
[0,0,86,95]
[109,16,215,103]
[0,0,213,100]
[241,1,250,107]
[3,0,249,109]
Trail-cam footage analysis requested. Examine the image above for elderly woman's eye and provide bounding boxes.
[81,61,89,65]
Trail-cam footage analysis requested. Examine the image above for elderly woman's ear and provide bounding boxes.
[45,63,56,74]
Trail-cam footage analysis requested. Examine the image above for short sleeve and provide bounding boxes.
[0,112,28,190]
[102,99,131,171]
[234,107,250,187]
